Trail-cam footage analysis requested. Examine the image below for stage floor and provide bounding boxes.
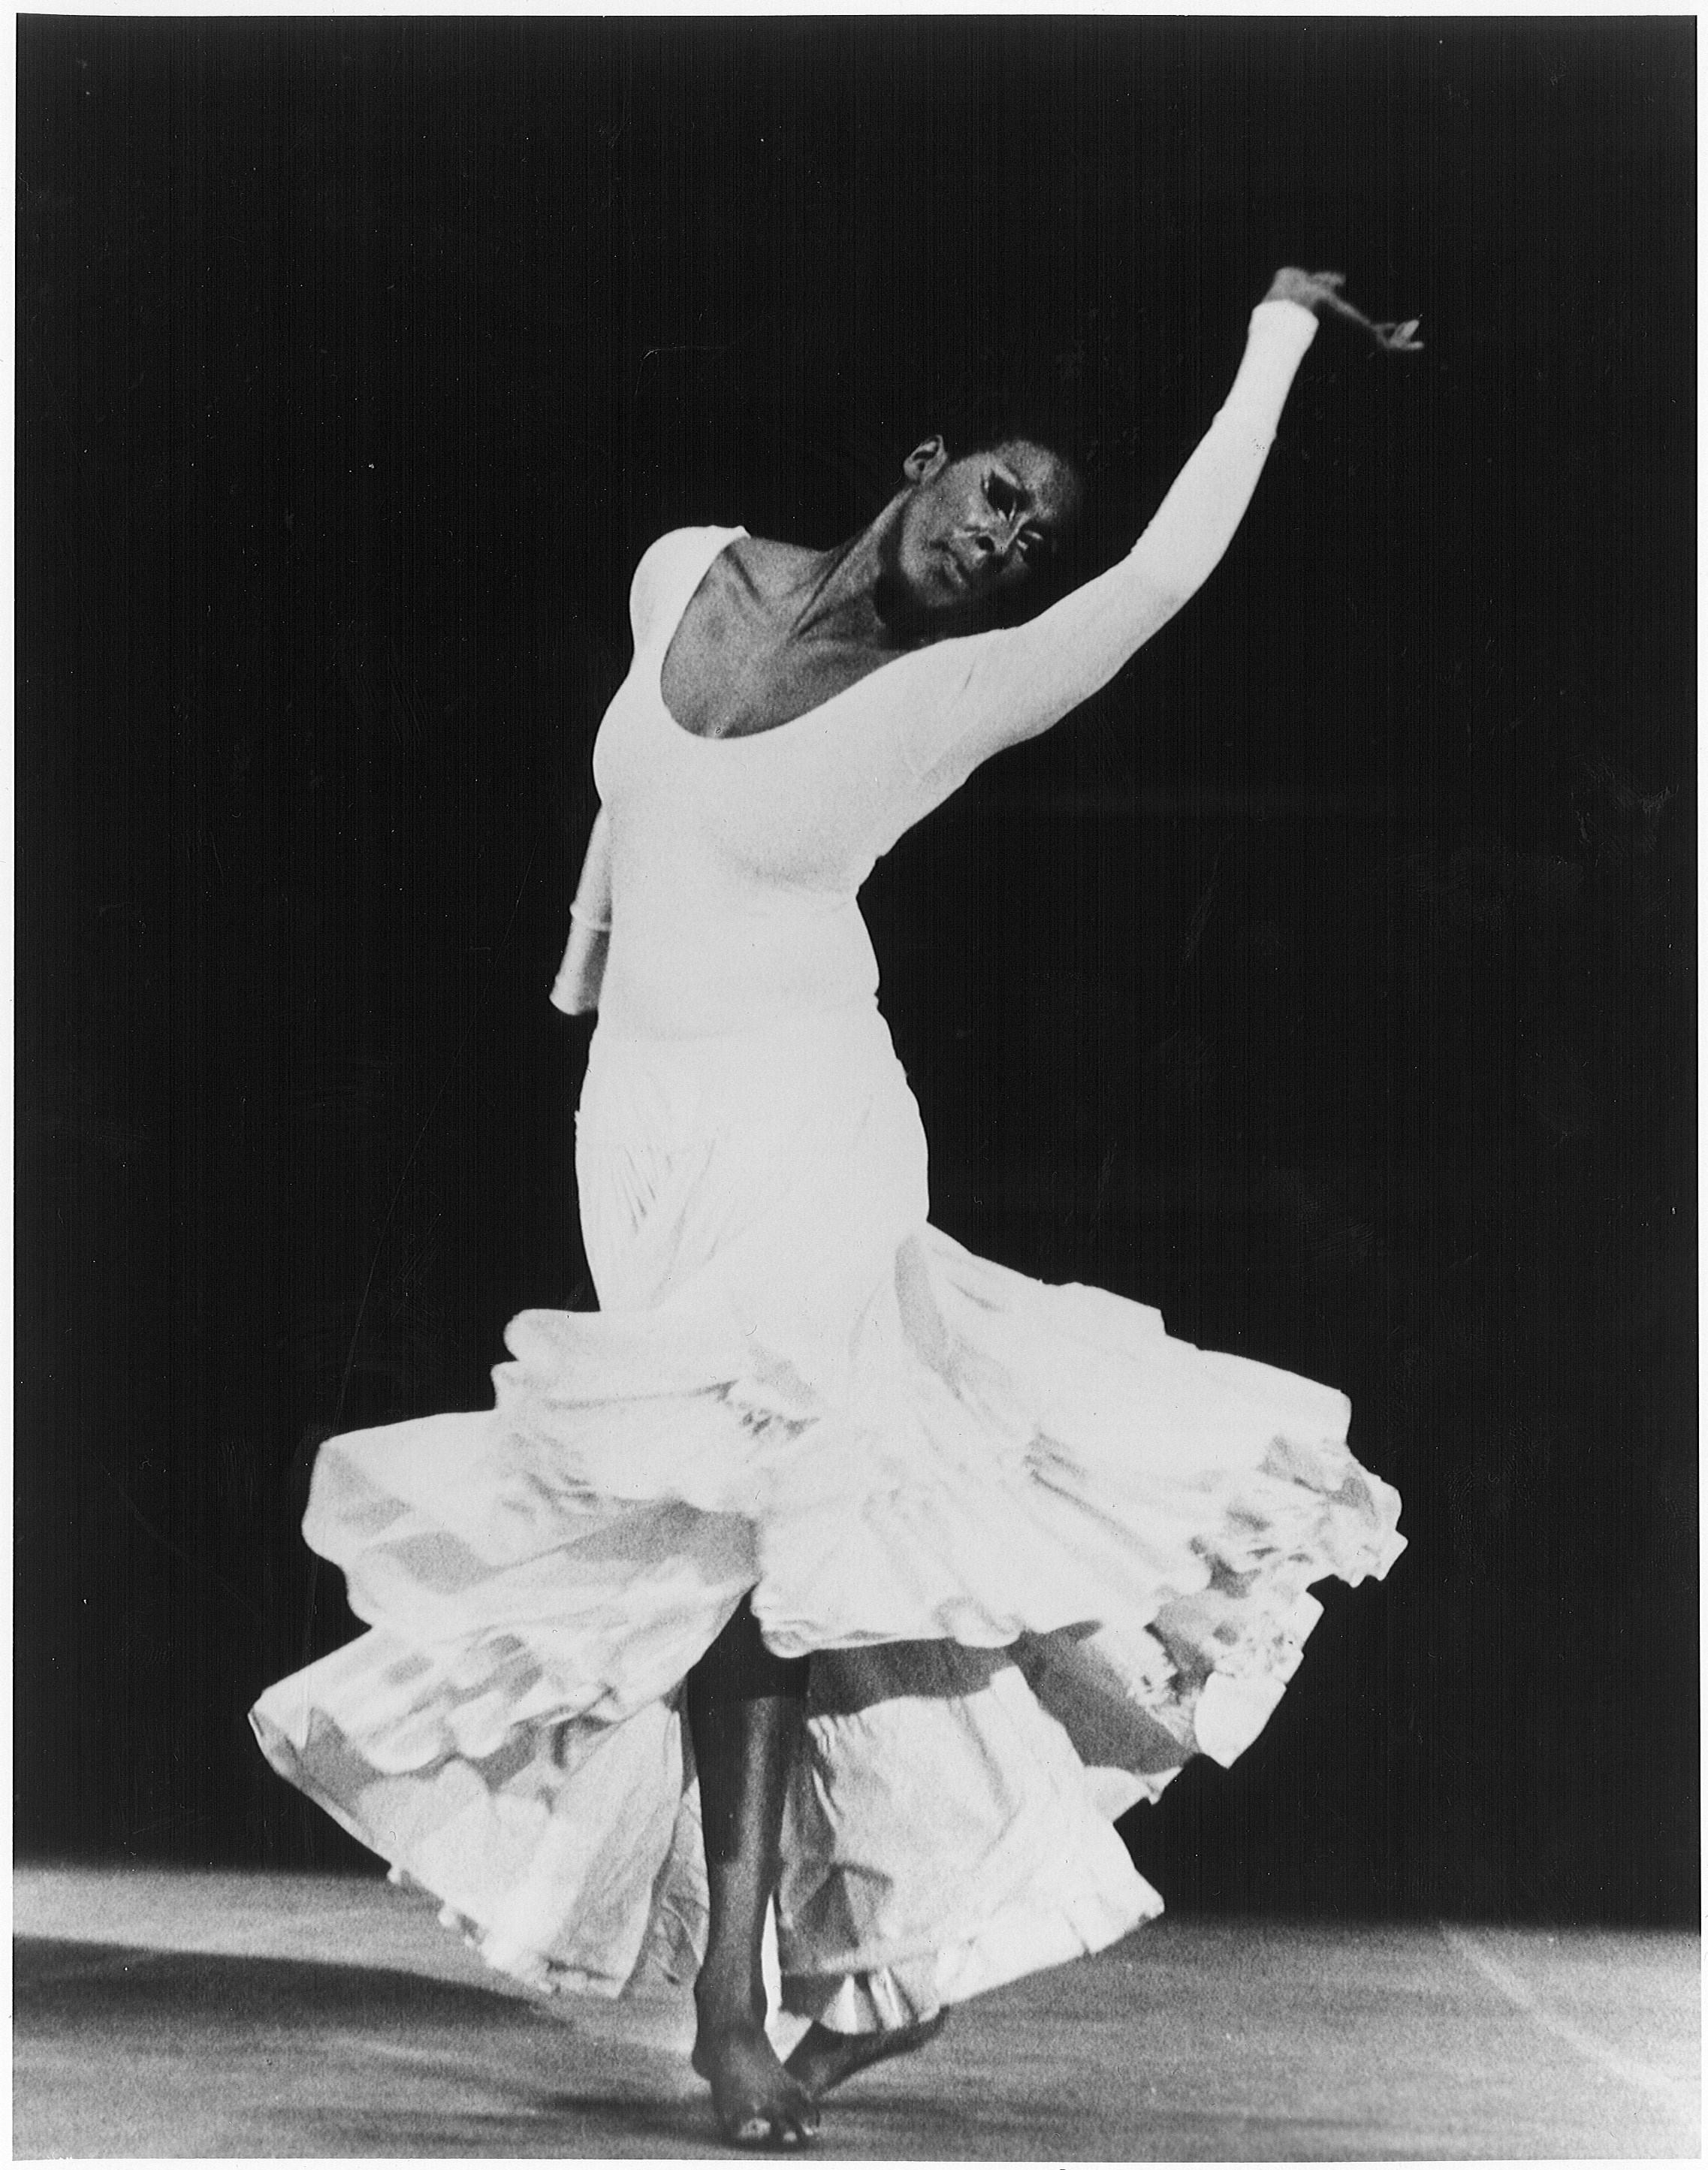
[14,1867,1699,2160]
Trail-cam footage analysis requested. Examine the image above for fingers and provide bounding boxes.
[1313,285,1372,325]
[1270,267,1422,352]
[1319,290,1426,352]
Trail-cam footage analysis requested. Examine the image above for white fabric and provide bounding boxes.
[570,298,1319,1040]
[252,296,1404,2030]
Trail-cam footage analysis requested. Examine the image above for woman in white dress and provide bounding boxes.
[252,268,1410,2146]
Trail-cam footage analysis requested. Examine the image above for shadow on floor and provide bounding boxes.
[15,1921,1700,2163]
[14,1938,717,2159]
[15,1936,534,2034]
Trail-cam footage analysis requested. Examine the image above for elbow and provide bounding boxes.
[1145,579,1195,626]
[1146,560,1233,631]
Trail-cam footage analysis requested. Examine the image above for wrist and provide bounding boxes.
[1249,296,1320,349]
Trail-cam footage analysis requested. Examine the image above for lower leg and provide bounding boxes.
[686,1598,816,2144]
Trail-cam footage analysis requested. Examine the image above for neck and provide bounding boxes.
[789,493,954,653]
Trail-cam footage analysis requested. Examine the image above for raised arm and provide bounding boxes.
[550,805,613,1016]
[920,273,1359,773]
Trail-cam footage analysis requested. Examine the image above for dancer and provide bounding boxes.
[253,268,1408,2147]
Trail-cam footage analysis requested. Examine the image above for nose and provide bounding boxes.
[971,515,1021,564]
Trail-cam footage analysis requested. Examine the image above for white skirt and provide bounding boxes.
[251,1000,1403,2030]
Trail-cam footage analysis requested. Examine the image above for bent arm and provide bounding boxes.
[549,806,613,1016]
[935,299,1319,762]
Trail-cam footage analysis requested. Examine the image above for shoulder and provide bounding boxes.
[726,533,822,591]
[679,533,827,621]
[628,527,746,644]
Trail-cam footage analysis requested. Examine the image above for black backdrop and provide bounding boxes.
[17,17,1695,1924]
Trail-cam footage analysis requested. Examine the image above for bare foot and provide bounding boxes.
[783,2012,946,2099]
[692,2019,820,2148]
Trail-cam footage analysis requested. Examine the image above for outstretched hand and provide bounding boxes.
[1265,267,1423,353]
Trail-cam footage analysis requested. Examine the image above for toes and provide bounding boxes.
[698,2025,819,2148]
[780,2094,819,2144]
[717,2090,819,2149]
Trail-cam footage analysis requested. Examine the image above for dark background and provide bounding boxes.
[18,17,1695,1923]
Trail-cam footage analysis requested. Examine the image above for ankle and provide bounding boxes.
[694,1969,767,2037]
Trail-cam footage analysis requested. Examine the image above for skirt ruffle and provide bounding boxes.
[252,1001,1402,2025]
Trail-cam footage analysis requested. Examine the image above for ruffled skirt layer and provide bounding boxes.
[252,1001,1402,2027]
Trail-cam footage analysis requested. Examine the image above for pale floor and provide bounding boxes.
[13,1866,1700,2161]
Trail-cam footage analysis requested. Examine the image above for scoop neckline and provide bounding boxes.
[653,527,929,748]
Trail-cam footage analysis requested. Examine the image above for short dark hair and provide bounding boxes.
[931,378,1096,503]
[924,364,1100,623]
[845,331,1099,496]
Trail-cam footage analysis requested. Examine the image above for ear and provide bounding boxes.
[902,435,949,485]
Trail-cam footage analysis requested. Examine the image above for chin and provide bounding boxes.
[877,560,991,641]
[918,588,988,638]
[877,567,950,633]
[917,553,986,612]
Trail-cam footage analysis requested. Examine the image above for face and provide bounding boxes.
[891,437,1081,616]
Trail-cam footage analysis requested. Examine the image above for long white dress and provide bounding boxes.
[251,299,1403,2032]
